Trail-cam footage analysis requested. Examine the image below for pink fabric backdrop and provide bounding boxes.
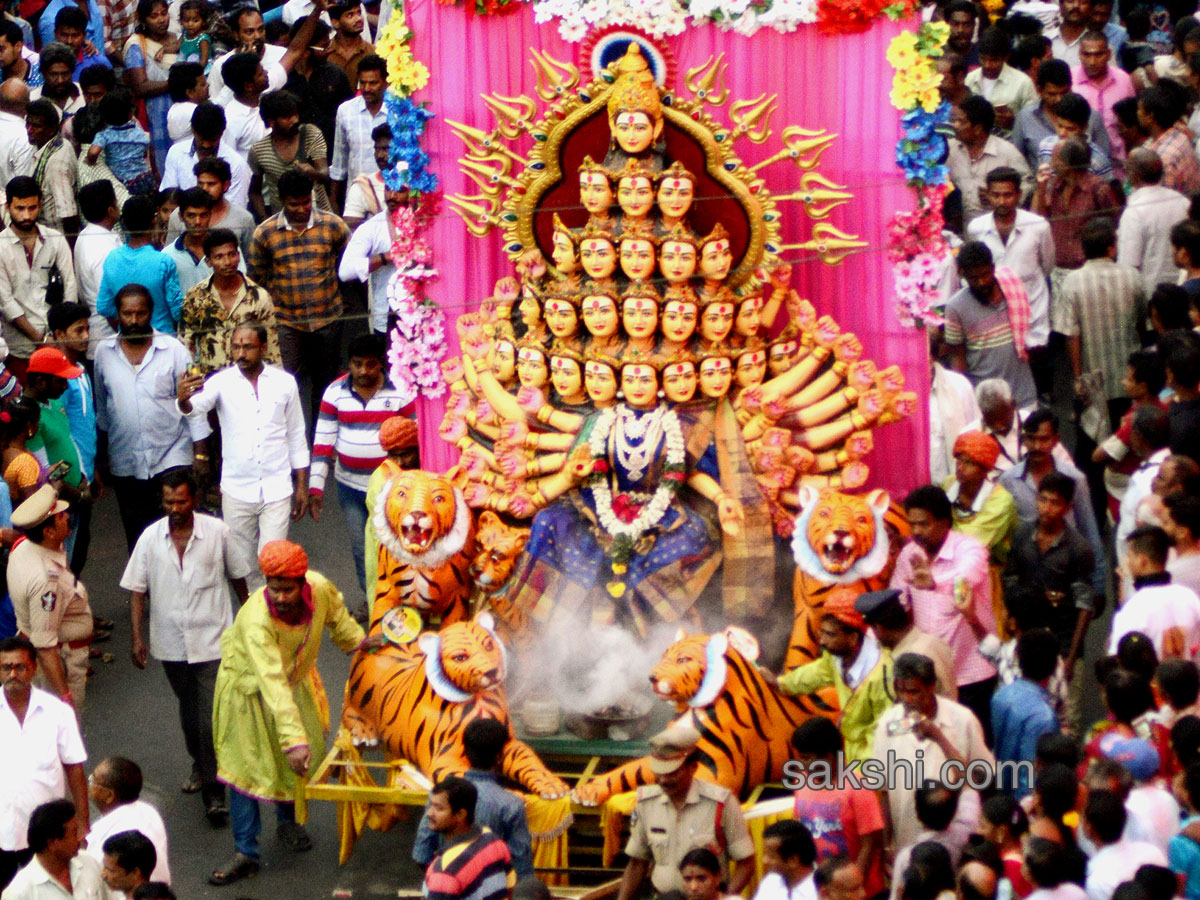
[408,3,930,495]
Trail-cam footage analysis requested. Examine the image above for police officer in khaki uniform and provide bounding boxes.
[616,725,755,900]
[8,484,92,711]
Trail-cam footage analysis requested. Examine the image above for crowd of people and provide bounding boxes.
[20,0,1200,900]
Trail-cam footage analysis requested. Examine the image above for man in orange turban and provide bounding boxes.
[952,431,1001,472]
[210,540,381,885]
[762,588,893,762]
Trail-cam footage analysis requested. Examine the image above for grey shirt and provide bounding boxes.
[943,285,1037,408]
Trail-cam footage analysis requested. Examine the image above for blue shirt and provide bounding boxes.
[991,678,1058,797]
[73,52,111,81]
[92,121,150,185]
[62,371,96,481]
[164,237,212,296]
[96,244,184,333]
[1170,814,1200,900]
[37,0,104,52]
[412,769,534,878]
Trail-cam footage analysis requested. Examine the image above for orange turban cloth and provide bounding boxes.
[380,416,419,451]
[953,430,1001,470]
[823,588,866,632]
[259,540,309,578]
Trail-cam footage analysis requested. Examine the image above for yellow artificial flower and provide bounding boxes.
[886,31,920,70]
[891,58,938,110]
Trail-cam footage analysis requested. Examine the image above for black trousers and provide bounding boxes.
[70,500,92,575]
[110,475,164,552]
[162,659,223,803]
[958,675,999,746]
[278,321,345,418]
[0,849,32,889]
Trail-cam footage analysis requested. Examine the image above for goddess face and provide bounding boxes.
[519,294,541,329]
[617,175,654,219]
[552,232,579,274]
[699,302,735,344]
[735,349,767,389]
[585,360,618,404]
[660,300,698,343]
[657,177,694,221]
[517,347,549,389]
[700,239,733,282]
[699,357,733,399]
[659,241,697,285]
[622,297,658,340]
[612,111,656,154]
[581,294,619,338]
[734,296,762,338]
[621,363,658,408]
[542,299,579,339]
[768,339,798,376]
[491,340,517,381]
[619,237,656,281]
[662,361,698,403]
[580,238,617,280]
[550,356,584,401]
[579,171,614,215]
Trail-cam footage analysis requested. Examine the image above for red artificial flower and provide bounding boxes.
[612,493,643,524]
[663,471,685,482]
[592,459,610,474]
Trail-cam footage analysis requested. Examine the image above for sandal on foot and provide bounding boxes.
[205,797,230,826]
[276,821,313,852]
[181,772,203,794]
[208,854,259,886]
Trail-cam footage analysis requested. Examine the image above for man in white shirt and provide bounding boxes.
[159,102,251,211]
[960,378,1074,472]
[1083,789,1166,900]
[1117,147,1190,294]
[207,5,320,107]
[342,123,388,229]
[217,53,268,164]
[1048,0,1090,68]
[966,166,1055,392]
[947,97,1034,228]
[121,469,249,823]
[753,821,816,900]
[82,757,169,885]
[2,799,104,900]
[1115,407,1171,563]
[0,636,87,890]
[1110,526,1200,660]
[73,181,121,358]
[330,55,387,210]
[177,322,310,585]
[930,358,980,485]
[0,78,32,189]
[339,189,404,334]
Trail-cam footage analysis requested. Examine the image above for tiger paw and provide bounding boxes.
[525,772,569,800]
[342,709,380,749]
[570,780,610,807]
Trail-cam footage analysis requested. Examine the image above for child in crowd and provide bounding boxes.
[979,793,1031,898]
[678,849,736,900]
[165,60,208,143]
[86,86,155,195]
[980,588,1069,722]
[1094,349,1168,521]
[177,0,211,69]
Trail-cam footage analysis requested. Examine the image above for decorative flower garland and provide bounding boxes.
[886,21,953,329]
[378,0,448,400]
[587,405,686,597]
[524,0,911,41]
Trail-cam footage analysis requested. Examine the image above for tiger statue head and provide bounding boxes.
[790,487,890,584]
[375,466,472,568]
[416,612,508,699]
[649,628,760,711]
[469,511,529,593]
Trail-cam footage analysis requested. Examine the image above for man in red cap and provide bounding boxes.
[22,347,91,561]
[762,590,894,763]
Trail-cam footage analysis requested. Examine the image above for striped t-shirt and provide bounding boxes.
[423,826,515,900]
[943,285,1037,409]
[310,374,417,494]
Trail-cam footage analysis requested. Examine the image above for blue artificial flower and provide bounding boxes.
[383,93,439,195]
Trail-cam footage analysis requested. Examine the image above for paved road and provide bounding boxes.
[80,487,424,900]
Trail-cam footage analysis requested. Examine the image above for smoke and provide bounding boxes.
[509,612,682,715]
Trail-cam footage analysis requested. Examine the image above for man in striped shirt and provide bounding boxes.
[422,777,515,900]
[309,332,415,603]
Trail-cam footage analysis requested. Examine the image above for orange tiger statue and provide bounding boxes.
[342,613,569,799]
[372,467,477,628]
[787,487,897,671]
[572,629,824,806]
[468,511,530,638]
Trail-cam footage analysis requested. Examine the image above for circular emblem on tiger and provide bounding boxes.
[380,606,424,645]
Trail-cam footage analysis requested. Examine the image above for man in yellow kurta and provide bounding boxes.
[943,430,1018,635]
[210,540,380,886]
[766,590,894,763]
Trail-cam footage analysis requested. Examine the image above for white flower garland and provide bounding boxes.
[529,0,817,41]
[588,404,686,545]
